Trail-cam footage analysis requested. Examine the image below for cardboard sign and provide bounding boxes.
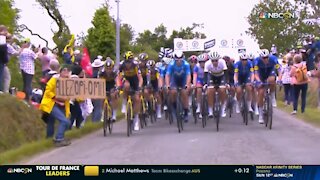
[56,78,106,99]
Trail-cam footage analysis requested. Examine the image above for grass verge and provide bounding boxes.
[0,114,124,165]
[277,100,320,128]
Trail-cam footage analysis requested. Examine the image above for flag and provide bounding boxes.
[80,47,93,77]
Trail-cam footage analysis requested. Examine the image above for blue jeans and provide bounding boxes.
[0,63,5,91]
[46,115,55,138]
[21,70,33,100]
[293,84,308,113]
[92,99,103,122]
[50,104,70,141]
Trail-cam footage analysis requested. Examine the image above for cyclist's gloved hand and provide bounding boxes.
[255,81,262,87]
[234,82,239,87]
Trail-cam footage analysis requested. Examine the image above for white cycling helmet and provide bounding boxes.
[197,54,207,62]
[239,53,248,60]
[260,49,269,58]
[163,57,173,65]
[208,51,221,60]
[173,51,184,59]
[248,53,255,60]
[155,62,162,69]
[147,60,156,67]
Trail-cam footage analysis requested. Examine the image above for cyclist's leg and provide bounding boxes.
[121,80,130,113]
[219,87,227,117]
[257,77,266,123]
[152,80,162,118]
[235,83,242,113]
[252,84,259,115]
[181,88,189,121]
[196,82,202,113]
[267,72,277,107]
[110,89,119,121]
[245,76,253,112]
[131,77,141,130]
[207,87,214,117]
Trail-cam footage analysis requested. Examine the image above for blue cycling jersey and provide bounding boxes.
[166,59,191,87]
[254,55,280,80]
[159,65,167,78]
[234,61,254,77]
[193,64,205,84]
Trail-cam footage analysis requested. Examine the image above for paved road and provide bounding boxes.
[23,109,320,164]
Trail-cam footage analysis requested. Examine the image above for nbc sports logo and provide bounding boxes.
[259,12,267,19]
[7,168,14,173]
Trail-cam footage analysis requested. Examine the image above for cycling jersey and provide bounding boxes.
[204,59,227,76]
[254,55,280,81]
[234,61,254,84]
[147,67,160,91]
[226,61,235,84]
[119,60,141,78]
[159,65,167,78]
[100,70,118,91]
[193,64,205,85]
[166,60,191,88]
[119,60,141,91]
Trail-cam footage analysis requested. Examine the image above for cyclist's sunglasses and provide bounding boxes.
[211,59,218,62]
[241,59,248,61]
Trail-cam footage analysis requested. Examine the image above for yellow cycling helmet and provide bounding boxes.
[124,51,134,60]
[105,59,114,68]
[138,53,149,61]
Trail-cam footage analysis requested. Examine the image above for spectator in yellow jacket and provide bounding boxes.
[40,65,71,147]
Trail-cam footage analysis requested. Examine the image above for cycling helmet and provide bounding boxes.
[124,51,134,60]
[163,57,173,65]
[248,53,255,60]
[139,53,148,61]
[222,56,231,62]
[147,60,156,67]
[105,59,114,68]
[208,51,221,60]
[159,47,173,59]
[189,55,198,63]
[155,62,163,69]
[239,53,248,60]
[197,54,207,62]
[173,51,184,59]
[259,49,269,58]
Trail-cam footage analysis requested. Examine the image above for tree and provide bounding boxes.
[119,23,134,53]
[84,5,116,59]
[0,0,19,32]
[36,0,71,53]
[246,0,316,53]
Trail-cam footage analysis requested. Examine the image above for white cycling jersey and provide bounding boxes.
[204,59,227,77]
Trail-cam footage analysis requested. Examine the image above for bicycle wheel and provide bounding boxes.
[148,101,154,124]
[103,106,108,137]
[176,96,183,133]
[242,93,248,126]
[268,94,273,130]
[139,114,145,129]
[127,101,132,137]
[152,97,157,122]
[214,94,220,132]
[201,94,207,128]
[192,93,197,124]
[108,106,113,134]
[264,96,269,127]
[228,94,233,118]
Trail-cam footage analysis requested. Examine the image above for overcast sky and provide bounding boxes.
[14,0,262,57]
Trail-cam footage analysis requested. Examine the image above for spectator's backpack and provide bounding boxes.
[294,63,308,83]
[40,71,58,91]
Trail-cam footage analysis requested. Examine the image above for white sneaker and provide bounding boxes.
[254,104,259,115]
[208,108,213,117]
[196,104,201,114]
[235,102,240,114]
[121,103,126,113]
[163,105,168,110]
[291,110,297,115]
[199,114,202,119]
[134,117,140,131]
[248,106,254,112]
[221,103,227,117]
[272,98,277,107]
[157,106,162,119]
[258,115,264,124]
